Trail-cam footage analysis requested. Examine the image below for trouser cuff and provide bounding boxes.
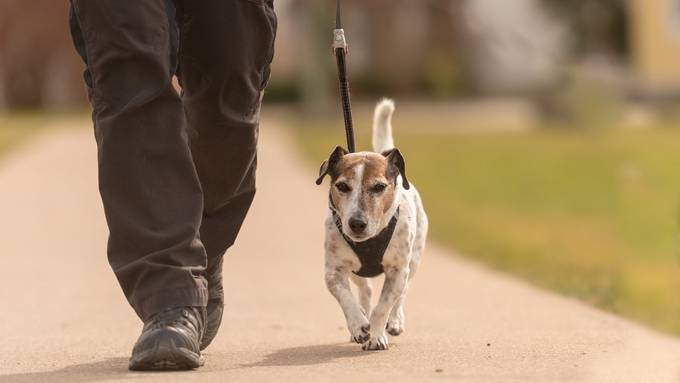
[134,287,208,321]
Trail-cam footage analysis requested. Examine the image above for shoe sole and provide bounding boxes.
[129,339,204,371]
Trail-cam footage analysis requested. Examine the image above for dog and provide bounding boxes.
[316,99,428,351]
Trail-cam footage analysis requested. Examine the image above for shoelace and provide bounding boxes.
[147,307,200,332]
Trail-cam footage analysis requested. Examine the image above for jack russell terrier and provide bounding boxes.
[316,99,428,351]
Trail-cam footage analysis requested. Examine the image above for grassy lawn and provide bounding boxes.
[0,115,42,158]
[0,112,85,160]
[288,110,680,337]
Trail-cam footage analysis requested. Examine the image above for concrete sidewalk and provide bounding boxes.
[0,120,679,383]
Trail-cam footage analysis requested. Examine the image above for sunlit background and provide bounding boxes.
[1,0,680,337]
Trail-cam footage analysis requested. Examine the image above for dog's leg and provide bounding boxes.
[325,267,371,344]
[350,273,373,318]
[363,266,409,351]
[387,249,420,336]
[386,294,406,336]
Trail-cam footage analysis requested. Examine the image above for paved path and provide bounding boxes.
[0,119,679,383]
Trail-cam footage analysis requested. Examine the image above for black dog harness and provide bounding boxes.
[330,200,400,278]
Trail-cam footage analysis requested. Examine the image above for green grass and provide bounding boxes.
[0,115,41,157]
[0,112,86,160]
[289,113,680,337]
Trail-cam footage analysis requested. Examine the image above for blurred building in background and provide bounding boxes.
[3,0,680,113]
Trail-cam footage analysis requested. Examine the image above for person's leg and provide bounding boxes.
[177,0,276,261]
[69,0,208,321]
[174,0,277,347]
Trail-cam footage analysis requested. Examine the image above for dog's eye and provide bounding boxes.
[335,182,351,193]
[371,183,387,194]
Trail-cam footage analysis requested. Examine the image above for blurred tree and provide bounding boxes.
[0,0,85,110]
[321,0,463,97]
[542,0,629,58]
[361,0,461,96]
[297,0,334,114]
[274,0,469,100]
[422,0,465,97]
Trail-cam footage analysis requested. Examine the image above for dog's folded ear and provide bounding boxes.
[316,146,348,185]
[382,148,410,190]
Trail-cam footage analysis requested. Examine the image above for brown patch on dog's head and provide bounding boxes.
[316,147,409,241]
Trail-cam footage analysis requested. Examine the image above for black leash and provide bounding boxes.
[333,0,356,153]
[329,3,400,278]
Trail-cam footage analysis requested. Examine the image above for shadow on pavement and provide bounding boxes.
[0,344,371,382]
[0,357,195,383]
[238,343,371,368]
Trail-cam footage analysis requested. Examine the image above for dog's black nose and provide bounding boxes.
[348,217,367,234]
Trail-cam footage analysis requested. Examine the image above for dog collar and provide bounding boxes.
[329,196,400,278]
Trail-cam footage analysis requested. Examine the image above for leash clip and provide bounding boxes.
[332,28,348,55]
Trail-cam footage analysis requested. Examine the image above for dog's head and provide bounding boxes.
[316,146,410,242]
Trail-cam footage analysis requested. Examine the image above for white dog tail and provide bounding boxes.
[372,98,395,153]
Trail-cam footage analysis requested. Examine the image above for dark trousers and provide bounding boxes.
[68,0,277,320]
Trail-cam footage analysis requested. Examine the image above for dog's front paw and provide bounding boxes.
[362,333,389,351]
[348,320,371,344]
[386,319,404,336]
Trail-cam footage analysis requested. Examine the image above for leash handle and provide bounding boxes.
[333,0,356,153]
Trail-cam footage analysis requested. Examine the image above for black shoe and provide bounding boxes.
[200,257,224,350]
[128,306,206,371]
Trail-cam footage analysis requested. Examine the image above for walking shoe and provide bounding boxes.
[200,256,224,350]
[128,306,206,371]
